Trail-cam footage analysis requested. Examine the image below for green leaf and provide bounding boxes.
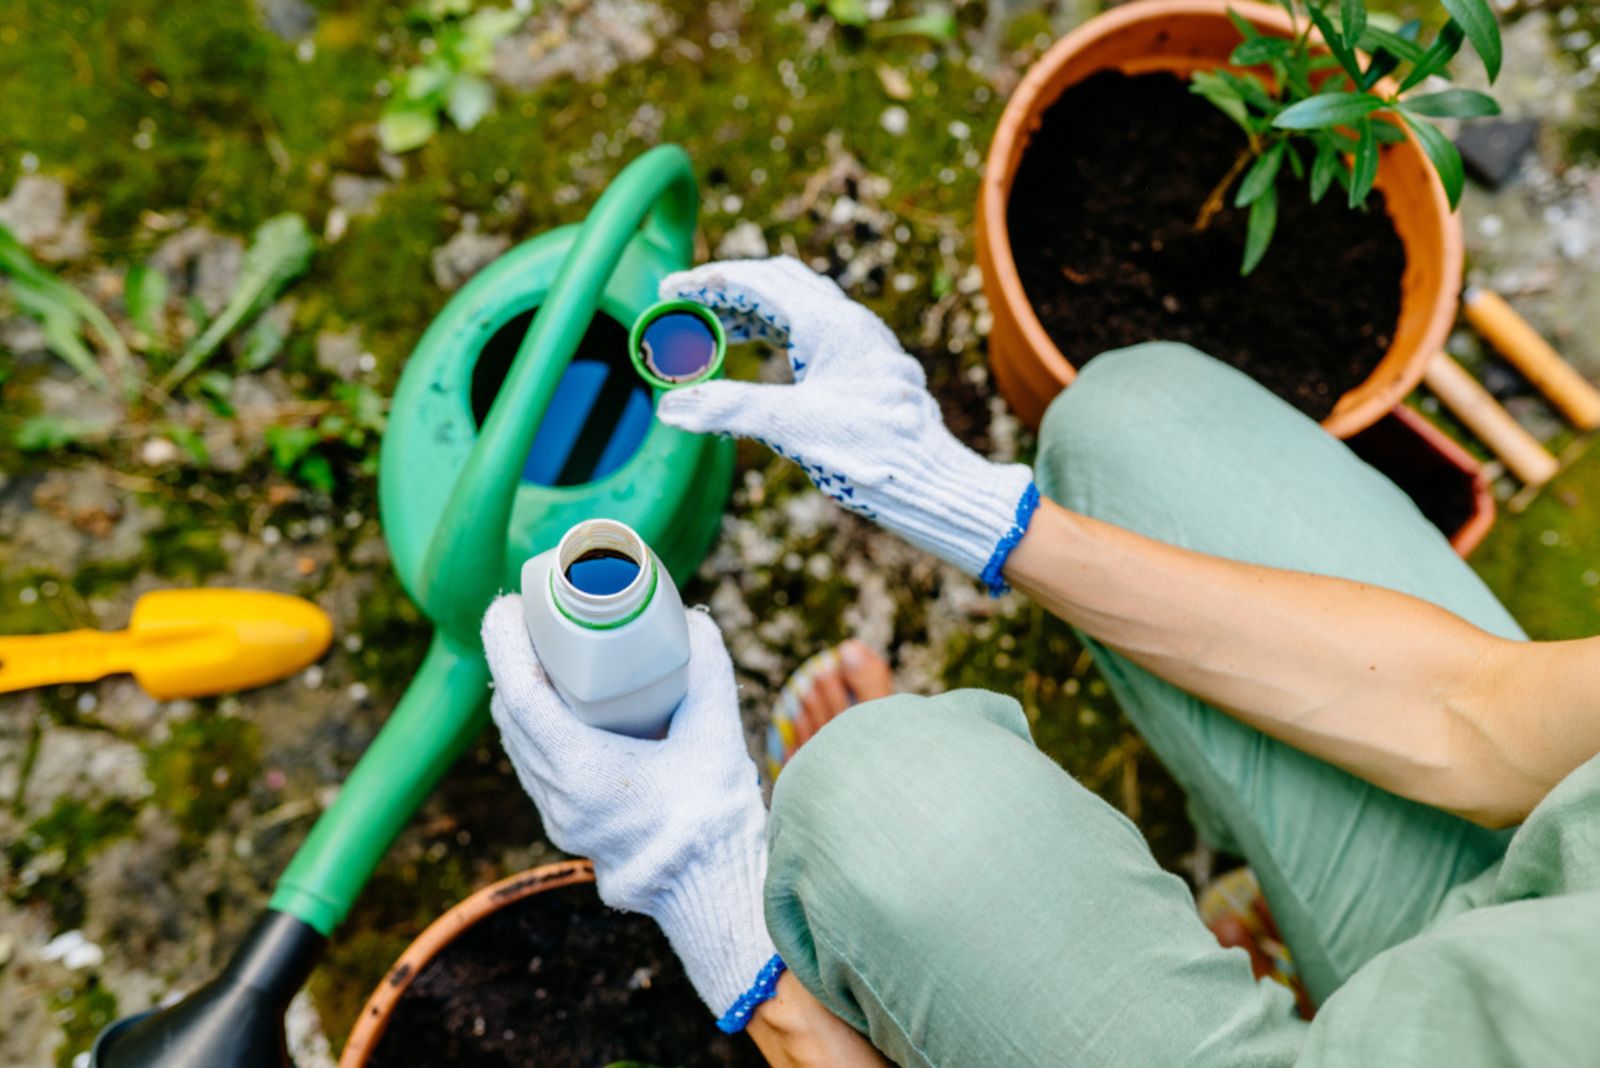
[826,0,870,27]
[869,10,959,42]
[296,453,336,494]
[1190,71,1253,135]
[1403,113,1466,208]
[1400,20,1465,92]
[1235,141,1286,207]
[1231,36,1291,66]
[1305,4,1361,83]
[14,414,97,452]
[1359,25,1426,66]
[446,73,494,130]
[379,101,441,153]
[1273,91,1383,130]
[165,424,211,466]
[1440,0,1501,82]
[1310,140,1340,203]
[159,214,314,392]
[0,221,128,391]
[1241,182,1278,276]
[264,424,320,471]
[1349,119,1379,208]
[402,59,453,102]
[125,263,169,340]
[1340,0,1367,53]
[1400,88,1501,118]
[1371,119,1407,143]
[1228,7,1261,40]
[241,314,286,371]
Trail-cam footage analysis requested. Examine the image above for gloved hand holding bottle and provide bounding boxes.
[655,256,1040,593]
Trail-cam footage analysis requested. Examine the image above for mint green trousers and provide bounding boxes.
[764,343,1600,1066]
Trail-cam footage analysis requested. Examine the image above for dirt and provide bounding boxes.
[1346,413,1477,539]
[366,881,766,1068]
[1007,70,1407,422]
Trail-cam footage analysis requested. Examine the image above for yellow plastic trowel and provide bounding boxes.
[0,589,332,699]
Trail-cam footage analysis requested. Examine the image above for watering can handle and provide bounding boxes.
[418,145,699,646]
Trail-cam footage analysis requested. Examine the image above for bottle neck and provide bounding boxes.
[549,520,658,630]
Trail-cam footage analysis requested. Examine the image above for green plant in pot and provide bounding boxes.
[1191,0,1503,274]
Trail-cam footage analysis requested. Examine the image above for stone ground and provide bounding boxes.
[1,1,1596,1064]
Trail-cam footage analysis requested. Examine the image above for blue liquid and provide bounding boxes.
[564,550,641,596]
[641,311,718,382]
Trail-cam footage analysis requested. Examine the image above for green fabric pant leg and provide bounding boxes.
[1032,342,1519,1002]
[1298,750,1600,1066]
[765,690,1309,1067]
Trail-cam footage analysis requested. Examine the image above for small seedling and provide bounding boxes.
[378,1,526,154]
[1192,0,1503,274]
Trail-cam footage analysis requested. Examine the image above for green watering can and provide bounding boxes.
[93,145,735,1067]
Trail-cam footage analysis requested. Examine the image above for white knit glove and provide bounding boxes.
[656,256,1039,593]
[481,596,783,1032]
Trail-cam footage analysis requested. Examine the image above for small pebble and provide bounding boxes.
[880,106,909,136]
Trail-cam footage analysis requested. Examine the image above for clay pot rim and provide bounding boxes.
[337,859,596,1068]
[978,0,1465,438]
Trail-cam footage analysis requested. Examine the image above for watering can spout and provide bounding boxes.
[92,910,325,1068]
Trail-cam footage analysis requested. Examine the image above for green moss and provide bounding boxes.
[52,977,119,1068]
[1471,444,1600,640]
[352,571,431,704]
[942,603,1196,871]
[6,797,138,929]
[143,714,261,843]
[144,522,228,583]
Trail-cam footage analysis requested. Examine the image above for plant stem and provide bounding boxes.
[1194,146,1257,232]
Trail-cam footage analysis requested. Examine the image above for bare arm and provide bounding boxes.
[1004,499,1600,828]
[748,971,890,1067]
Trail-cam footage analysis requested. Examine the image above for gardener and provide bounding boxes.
[481,257,1600,1067]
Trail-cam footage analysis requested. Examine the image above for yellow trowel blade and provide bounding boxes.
[0,589,332,699]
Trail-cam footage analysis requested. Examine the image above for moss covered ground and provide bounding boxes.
[0,1,1596,1063]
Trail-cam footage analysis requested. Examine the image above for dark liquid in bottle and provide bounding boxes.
[641,311,718,382]
[564,548,641,596]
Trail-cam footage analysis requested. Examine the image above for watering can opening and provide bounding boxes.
[470,307,652,488]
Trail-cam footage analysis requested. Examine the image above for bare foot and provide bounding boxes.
[768,640,895,776]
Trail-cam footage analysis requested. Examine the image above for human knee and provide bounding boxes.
[767,691,1034,920]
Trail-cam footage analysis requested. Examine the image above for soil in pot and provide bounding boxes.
[366,881,766,1068]
[1346,414,1477,539]
[1008,70,1407,422]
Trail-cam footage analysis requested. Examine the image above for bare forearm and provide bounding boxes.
[747,972,888,1068]
[1002,499,1579,826]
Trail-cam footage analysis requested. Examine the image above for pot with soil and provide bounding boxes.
[977,0,1465,435]
[340,861,766,1068]
[1347,403,1495,556]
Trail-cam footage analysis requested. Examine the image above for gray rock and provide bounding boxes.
[314,327,367,378]
[151,226,247,318]
[715,221,769,260]
[22,727,150,813]
[254,0,317,41]
[492,0,671,90]
[430,214,511,292]
[0,175,91,262]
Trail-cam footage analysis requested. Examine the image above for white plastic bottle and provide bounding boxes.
[520,518,690,738]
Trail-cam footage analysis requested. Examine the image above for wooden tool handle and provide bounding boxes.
[0,629,116,694]
[1464,286,1600,432]
[1424,352,1560,488]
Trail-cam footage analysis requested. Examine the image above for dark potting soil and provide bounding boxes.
[1346,414,1477,539]
[1008,70,1407,422]
[367,878,766,1068]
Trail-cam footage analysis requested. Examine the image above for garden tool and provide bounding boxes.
[0,589,330,698]
[1423,285,1598,501]
[92,144,734,1068]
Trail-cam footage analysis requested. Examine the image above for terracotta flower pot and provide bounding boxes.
[977,0,1464,437]
[1346,404,1495,556]
[338,860,594,1067]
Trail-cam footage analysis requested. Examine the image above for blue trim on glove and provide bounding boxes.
[716,954,788,1034]
[979,482,1041,597]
